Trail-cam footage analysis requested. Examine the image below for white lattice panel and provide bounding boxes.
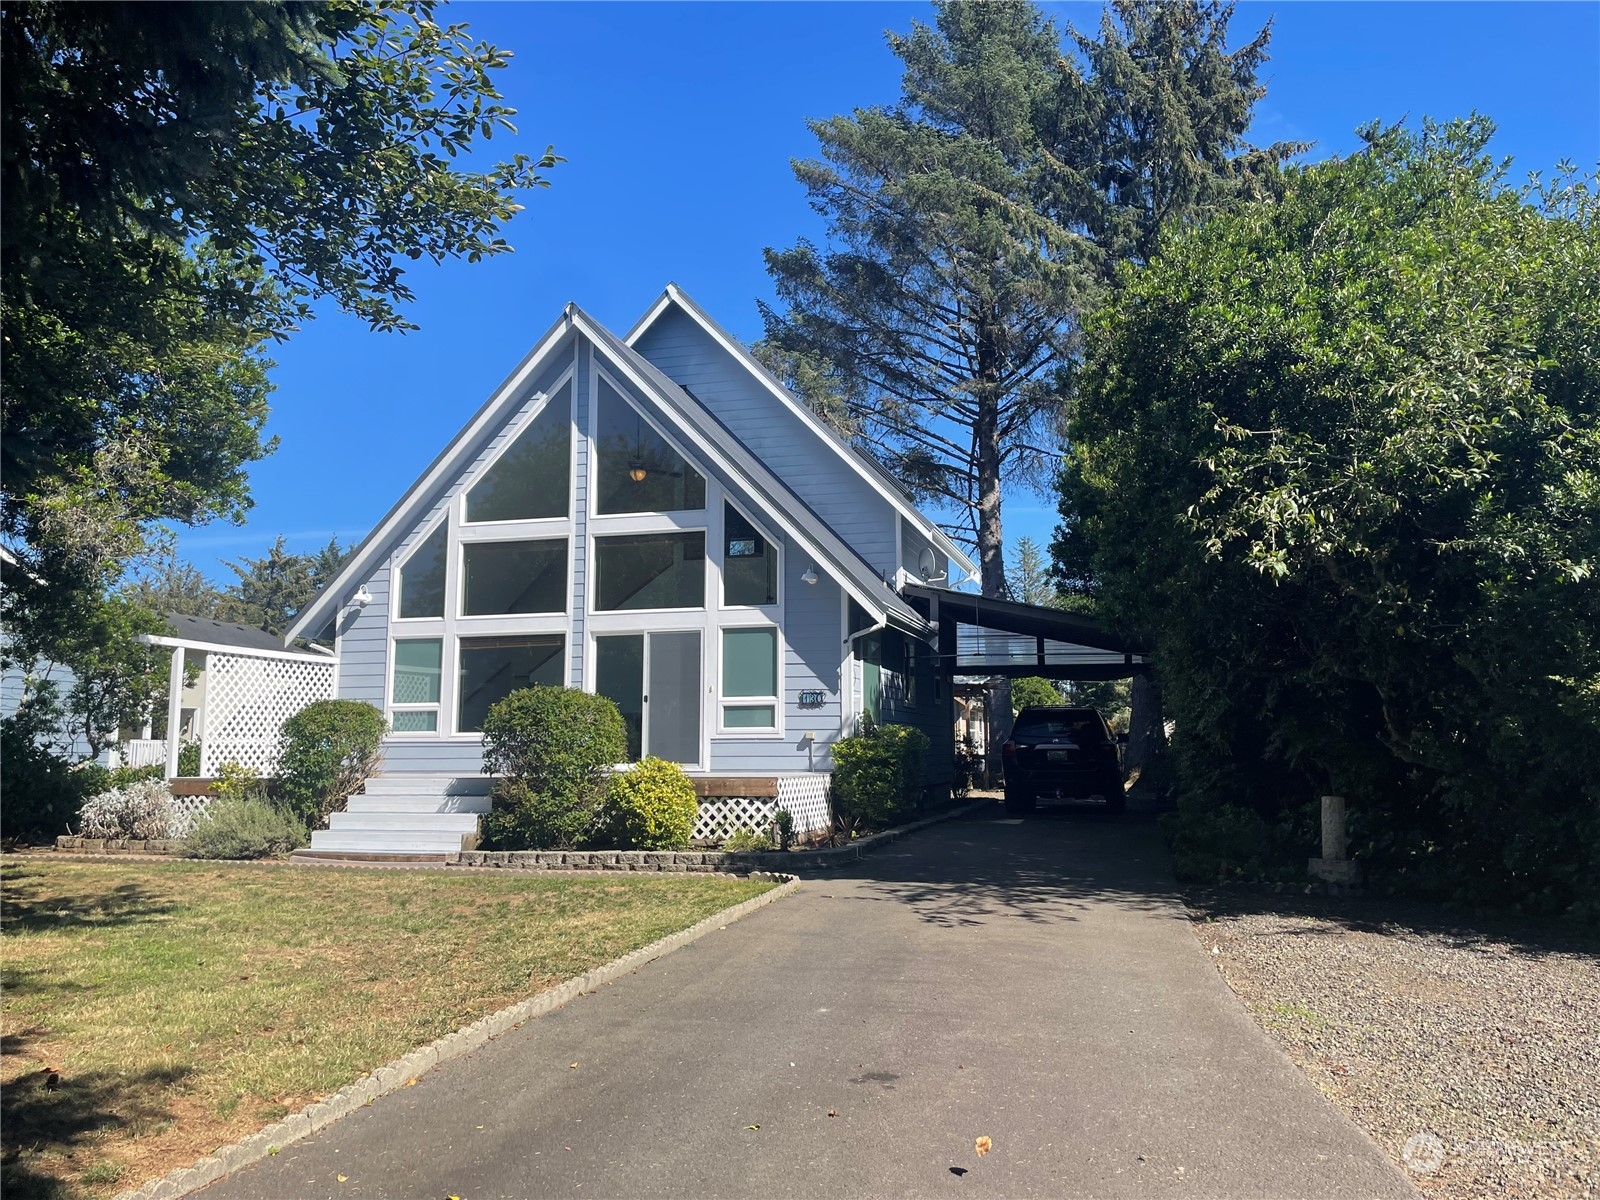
[693,796,777,843]
[776,774,832,836]
[167,795,214,838]
[200,653,335,776]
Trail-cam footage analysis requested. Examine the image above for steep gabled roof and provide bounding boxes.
[286,300,930,644]
[626,283,980,584]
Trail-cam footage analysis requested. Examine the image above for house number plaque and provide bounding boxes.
[798,690,825,708]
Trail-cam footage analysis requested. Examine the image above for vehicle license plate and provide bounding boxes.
[1047,750,1071,762]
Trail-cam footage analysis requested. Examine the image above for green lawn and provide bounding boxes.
[1,857,773,1199]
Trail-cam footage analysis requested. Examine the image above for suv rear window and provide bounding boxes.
[1011,711,1107,743]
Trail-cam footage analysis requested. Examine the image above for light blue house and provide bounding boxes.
[285,286,981,855]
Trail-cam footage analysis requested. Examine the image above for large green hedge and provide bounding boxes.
[479,687,627,850]
[831,720,930,830]
[1058,119,1600,913]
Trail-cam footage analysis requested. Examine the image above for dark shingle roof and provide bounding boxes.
[164,612,291,654]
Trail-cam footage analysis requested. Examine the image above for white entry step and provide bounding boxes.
[306,774,493,858]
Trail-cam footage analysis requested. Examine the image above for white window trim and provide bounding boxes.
[590,366,709,523]
[386,635,445,739]
[457,535,571,621]
[459,368,576,527]
[383,352,579,738]
[716,623,785,738]
[719,496,782,613]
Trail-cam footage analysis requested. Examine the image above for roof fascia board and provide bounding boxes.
[137,634,332,663]
[284,310,577,643]
[575,310,924,633]
[626,284,979,582]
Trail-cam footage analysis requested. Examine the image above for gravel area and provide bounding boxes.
[1187,893,1599,1199]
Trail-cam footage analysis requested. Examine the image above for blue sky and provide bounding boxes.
[173,1,1600,581]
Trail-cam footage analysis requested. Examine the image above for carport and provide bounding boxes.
[902,584,1150,683]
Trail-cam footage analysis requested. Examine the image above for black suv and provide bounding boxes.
[1001,706,1125,814]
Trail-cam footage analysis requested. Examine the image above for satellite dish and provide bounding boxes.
[917,546,946,583]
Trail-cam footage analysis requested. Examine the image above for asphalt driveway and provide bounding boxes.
[201,803,1414,1199]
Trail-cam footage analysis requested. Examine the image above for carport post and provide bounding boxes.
[164,646,184,779]
[1320,795,1347,861]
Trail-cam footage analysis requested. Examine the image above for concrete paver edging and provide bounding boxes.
[110,873,800,1200]
[453,799,993,873]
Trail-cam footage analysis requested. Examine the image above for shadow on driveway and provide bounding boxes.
[815,800,1186,929]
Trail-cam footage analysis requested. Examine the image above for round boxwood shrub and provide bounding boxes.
[275,700,387,827]
[602,757,698,850]
[479,687,627,850]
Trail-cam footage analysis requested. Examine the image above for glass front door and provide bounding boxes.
[594,631,702,764]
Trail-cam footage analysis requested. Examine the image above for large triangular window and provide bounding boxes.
[595,378,705,515]
[465,381,571,522]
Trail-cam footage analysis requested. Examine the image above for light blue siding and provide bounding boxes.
[631,306,901,578]
[708,553,843,775]
[333,565,388,708]
[900,521,949,587]
[332,339,577,778]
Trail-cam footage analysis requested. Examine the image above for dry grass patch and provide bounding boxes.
[1,857,772,1199]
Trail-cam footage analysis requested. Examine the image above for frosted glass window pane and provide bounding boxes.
[594,533,704,610]
[723,503,777,606]
[393,639,442,704]
[595,380,705,514]
[391,711,437,733]
[465,383,571,522]
[722,628,777,697]
[457,635,565,733]
[397,524,446,618]
[462,539,567,615]
[723,705,775,729]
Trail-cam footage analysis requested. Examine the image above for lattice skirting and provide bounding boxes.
[692,775,832,843]
[166,794,213,838]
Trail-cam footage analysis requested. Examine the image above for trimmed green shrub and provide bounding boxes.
[177,739,201,777]
[479,686,628,850]
[602,757,698,850]
[276,700,387,827]
[831,722,930,829]
[181,796,307,859]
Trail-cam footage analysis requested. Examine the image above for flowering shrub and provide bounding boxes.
[78,778,177,839]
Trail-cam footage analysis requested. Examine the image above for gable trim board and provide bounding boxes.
[288,299,930,646]
[626,283,978,585]
[285,310,578,643]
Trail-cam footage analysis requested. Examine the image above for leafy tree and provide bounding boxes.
[2,0,556,649]
[1010,676,1062,711]
[0,593,168,762]
[1060,117,1600,909]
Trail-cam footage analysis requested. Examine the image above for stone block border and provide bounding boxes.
[56,837,181,855]
[452,799,992,874]
[111,872,799,1200]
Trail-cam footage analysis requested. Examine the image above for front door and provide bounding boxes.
[594,631,702,765]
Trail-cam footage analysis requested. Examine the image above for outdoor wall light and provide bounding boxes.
[350,585,372,609]
[801,565,819,586]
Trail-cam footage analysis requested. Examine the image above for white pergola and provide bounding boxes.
[138,616,336,777]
